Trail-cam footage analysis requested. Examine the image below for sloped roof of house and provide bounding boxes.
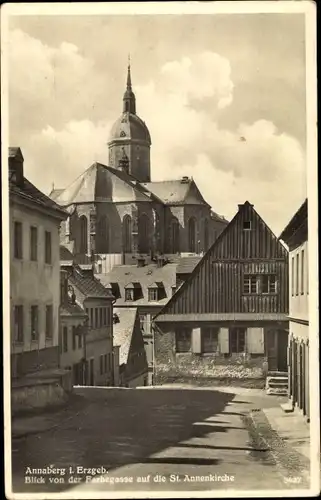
[279,198,308,243]
[10,173,67,220]
[113,307,138,365]
[67,263,113,300]
[176,256,202,275]
[141,178,209,206]
[60,302,87,317]
[97,262,177,307]
[154,201,288,322]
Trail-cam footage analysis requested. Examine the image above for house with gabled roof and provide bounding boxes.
[279,199,310,421]
[153,201,289,386]
[50,62,228,275]
[60,246,115,387]
[113,307,148,387]
[9,147,70,414]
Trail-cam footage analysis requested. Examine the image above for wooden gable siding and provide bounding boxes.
[157,202,289,317]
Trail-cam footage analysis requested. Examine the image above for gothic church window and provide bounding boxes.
[98,215,110,253]
[79,216,88,254]
[138,214,150,254]
[188,217,197,253]
[171,218,180,254]
[122,215,132,253]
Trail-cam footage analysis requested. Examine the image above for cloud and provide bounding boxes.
[8,32,306,235]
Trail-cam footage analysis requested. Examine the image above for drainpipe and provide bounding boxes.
[111,298,116,386]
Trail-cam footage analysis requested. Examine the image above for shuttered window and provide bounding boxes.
[229,328,245,353]
[176,328,192,353]
[201,327,219,353]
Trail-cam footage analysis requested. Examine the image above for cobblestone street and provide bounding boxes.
[11,386,310,494]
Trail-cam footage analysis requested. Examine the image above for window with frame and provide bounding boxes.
[100,355,104,375]
[72,326,77,350]
[125,288,134,301]
[229,328,246,353]
[243,275,258,294]
[103,308,107,326]
[30,226,38,261]
[14,305,24,343]
[30,305,39,341]
[90,308,94,328]
[139,314,147,333]
[243,221,251,230]
[188,217,196,253]
[45,305,53,339]
[291,256,295,296]
[95,308,99,328]
[301,249,305,295]
[104,354,107,373]
[99,308,103,328]
[175,328,192,353]
[45,231,52,264]
[201,327,219,353]
[78,330,83,349]
[296,253,299,296]
[14,221,23,259]
[261,275,277,294]
[62,326,68,352]
[79,216,88,254]
[148,288,158,302]
[171,218,180,254]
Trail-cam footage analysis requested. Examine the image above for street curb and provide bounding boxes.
[248,409,310,487]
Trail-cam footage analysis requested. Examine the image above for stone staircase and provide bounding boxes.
[265,371,288,395]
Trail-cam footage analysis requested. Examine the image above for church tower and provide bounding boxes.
[108,60,152,182]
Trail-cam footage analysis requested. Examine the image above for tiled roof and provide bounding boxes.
[97,262,177,307]
[60,303,87,317]
[10,177,67,219]
[279,198,308,242]
[141,179,209,206]
[69,266,113,300]
[210,210,229,224]
[176,256,202,275]
[113,307,137,365]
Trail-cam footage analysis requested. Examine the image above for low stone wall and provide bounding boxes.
[11,372,73,417]
[155,352,266,387]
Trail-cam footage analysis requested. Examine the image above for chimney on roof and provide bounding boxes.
[156,255,166,268]
[137,256,146,268]
[181,176,189,184]
[238,202,254,210]
[9,147,24,187]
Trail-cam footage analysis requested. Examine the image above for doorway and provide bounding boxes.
[89,358,94,386]
[265,328,288,372]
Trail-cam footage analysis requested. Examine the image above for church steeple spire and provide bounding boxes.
[123,55,136,114]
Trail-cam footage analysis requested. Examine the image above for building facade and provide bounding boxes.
[59,269,88,385]
[60,247,115,387]
[97,255,200,384]
[113,307,149,387]
[10,147,67,379]
[280,199,309,421]
[153,201,289,385]
[50,63,228,274]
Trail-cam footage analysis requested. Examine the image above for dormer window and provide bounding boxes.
[125,288,134,301]
[148,288,158,301]
[243,221,251,230]
[124,282,141,301]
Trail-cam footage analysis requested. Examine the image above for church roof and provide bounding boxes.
[51,162,155,206]
[109,112,151,144]
[141,178,210,206]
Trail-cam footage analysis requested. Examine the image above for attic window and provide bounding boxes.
[125,289,134,301]
[148,288,158,302]
[120,131,126,137]
[243,221,251,230]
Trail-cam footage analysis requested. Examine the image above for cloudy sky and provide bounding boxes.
[8,11,307,235]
